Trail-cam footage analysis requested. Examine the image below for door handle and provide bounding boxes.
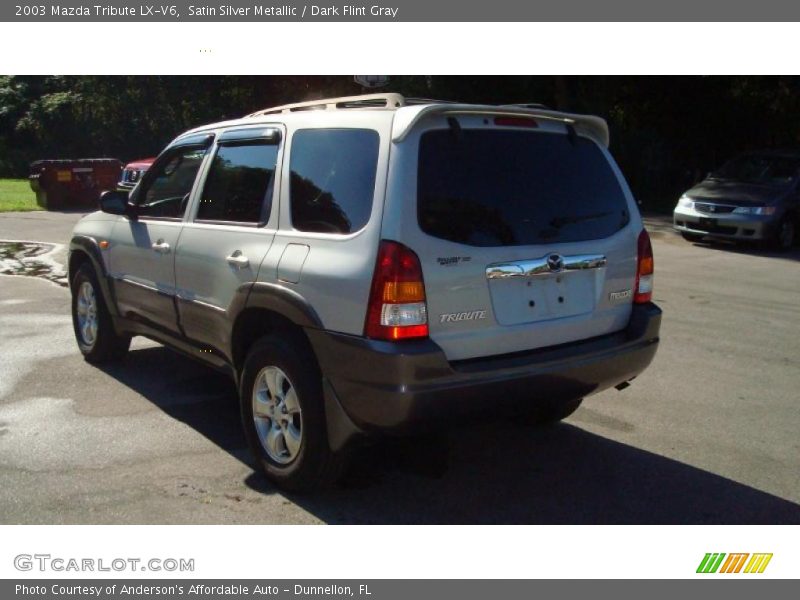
[226,250,250,269]
[151,240,170,254]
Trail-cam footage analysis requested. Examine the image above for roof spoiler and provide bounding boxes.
[392,104,610,147]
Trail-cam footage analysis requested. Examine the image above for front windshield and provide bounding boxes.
[713,154,800,185]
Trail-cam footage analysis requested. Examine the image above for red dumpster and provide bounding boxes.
[29,158,123,210]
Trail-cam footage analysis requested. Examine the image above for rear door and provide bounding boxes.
[174,126,283,355]
[384,115,641,361]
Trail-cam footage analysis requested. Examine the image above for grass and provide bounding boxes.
[0,178,41,212]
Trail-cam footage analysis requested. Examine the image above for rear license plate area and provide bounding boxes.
[488,272,597,326]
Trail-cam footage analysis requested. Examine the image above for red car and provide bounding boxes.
[118,157,155,191]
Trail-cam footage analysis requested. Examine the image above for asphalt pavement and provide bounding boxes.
[0,210,799,523]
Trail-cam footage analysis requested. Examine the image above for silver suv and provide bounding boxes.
[68,94,662,491]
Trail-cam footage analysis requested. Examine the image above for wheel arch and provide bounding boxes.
[230,282,324,377]
[68,248,91,281]
[68,236,119,317]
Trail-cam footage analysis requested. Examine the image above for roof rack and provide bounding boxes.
[246,93,464,117]
[404,97,461,106]
[247,93,404,116]
[247,94,552,117]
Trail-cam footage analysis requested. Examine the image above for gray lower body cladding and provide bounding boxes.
[307,303,662,434]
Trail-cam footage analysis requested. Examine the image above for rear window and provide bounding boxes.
[417,129,630,247]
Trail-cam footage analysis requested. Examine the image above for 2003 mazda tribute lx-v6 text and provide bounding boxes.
[67,94,662,491]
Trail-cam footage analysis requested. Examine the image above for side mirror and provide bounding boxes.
[99,190,135,218]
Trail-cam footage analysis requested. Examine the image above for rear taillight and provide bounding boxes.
[365,240,429,341]
[634,229,654,304]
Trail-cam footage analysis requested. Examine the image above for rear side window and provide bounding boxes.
[197,143,278,223]
[417,129,630,247]
[290,129,379,234]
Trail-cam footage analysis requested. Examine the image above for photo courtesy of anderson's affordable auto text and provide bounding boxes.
[14,583,372,596]
[0,0,798,593]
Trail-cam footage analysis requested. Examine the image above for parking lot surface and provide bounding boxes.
[0,210,799,523]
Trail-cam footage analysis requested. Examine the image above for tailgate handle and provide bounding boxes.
[486,253,607,279]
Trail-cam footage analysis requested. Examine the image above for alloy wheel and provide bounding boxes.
[76,281,98,347]
[252,366,303,464]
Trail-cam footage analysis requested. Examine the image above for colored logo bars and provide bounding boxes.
[697,553,773,574]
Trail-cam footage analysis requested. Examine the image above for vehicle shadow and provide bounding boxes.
[100,345,800,525]
[689,239,800,262]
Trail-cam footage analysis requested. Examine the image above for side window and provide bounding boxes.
[137,147,207,218]
[197,142,278,224]
[290,129,379,234]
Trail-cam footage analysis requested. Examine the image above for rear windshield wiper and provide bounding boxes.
[549,211,611,229]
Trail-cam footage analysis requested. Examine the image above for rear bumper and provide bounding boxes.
[307,303,662,434]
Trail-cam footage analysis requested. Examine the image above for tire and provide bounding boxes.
[70,263,131,363]
[681,232,705,243]
[239,334,347,492]
[518,397,583,426]
[769,217,796,252]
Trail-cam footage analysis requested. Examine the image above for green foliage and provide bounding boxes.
[0,76,799,212]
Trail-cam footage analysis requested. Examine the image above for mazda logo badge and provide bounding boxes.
[547,254,565,272]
